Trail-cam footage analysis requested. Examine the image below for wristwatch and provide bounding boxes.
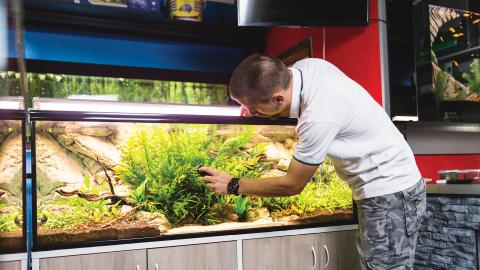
[227,177,241,195]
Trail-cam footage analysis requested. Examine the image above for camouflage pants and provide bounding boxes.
[356,179,426,270]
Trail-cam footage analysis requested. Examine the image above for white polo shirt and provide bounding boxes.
[290,58,421,200]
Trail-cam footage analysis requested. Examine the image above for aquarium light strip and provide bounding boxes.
[32,98,240,116]
[0,96,24,110]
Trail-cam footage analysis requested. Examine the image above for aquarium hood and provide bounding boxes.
[0,96,24,110]
[32,98,240,116]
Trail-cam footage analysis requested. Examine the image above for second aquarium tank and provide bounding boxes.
[32,99,354,250]
[0,97,25,254]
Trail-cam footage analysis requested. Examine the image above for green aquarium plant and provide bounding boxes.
[233,196,250,221]
[38,176,122,230]
[463,58,480,95]
[115,125,270,226]
[0,201,20,233]
[434,70,449,101]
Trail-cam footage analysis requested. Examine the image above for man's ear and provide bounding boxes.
[271,92,285,105]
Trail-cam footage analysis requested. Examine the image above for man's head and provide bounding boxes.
[229,53,292,119]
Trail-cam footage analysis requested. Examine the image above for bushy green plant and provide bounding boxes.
[463,58,480,94]
[435,71,449,101]
[254,158,352,216]
[115,125,270,226]
[38,176,121,230]
[0,201,20,233]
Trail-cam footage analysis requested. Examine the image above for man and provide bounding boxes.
[199,54,426,269]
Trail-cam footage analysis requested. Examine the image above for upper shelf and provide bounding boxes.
[23,0,267,49]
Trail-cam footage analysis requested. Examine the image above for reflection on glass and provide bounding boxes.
[35,121,353,248]
[0,119,23,253]
[0,72,229,107]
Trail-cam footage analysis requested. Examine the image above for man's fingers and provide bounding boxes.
[198,166,218,176]
[204,176,215,183]
[207,183,215,190]
[240,106,252,117]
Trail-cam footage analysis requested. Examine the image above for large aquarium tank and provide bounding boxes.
[31,98,354,250]
[0,97,26,254]
[415,1,480,122]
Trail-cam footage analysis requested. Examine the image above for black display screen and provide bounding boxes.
[238,0,369,26]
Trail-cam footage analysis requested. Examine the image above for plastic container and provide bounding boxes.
[167,0,205,22]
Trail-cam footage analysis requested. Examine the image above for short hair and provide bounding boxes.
[229,53,291,103]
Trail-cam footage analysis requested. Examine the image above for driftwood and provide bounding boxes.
[97,156,116,195]
[55,189,129,205]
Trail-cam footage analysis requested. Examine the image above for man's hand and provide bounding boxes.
[198,166,233,195]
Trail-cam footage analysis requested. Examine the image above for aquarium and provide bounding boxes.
[31,99,354,250]
[415,1,480,122]
[0,97,26,254]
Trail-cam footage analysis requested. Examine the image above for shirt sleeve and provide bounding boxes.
[293,121,340,166]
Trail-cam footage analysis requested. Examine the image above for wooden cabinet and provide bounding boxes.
[39,250,146,270]
[243,230,359,270]
[0,261,21,270]
[243,234,319,270]
[148,241,237,270]
[319,230,360,270]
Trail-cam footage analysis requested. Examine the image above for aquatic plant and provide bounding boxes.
[115,125,269,226]
[463,58,480,94]
[255,159,352,216]
[233,196,250,221]
[435,70,449,101]
[38,176,122,230]
[0,201,20,233]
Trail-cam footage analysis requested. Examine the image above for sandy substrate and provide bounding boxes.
[36,210,354,247]
[0,230,24,252]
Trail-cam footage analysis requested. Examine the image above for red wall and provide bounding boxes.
[264,0,480,182]
[265,0,382,104]
[415,155,480,181]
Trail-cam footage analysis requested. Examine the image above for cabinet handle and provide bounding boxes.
[323,244,330,268]
[155,263,159,270]
[311,246,317,269]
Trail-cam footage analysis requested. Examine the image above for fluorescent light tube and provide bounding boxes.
[32,98,241,116]
[0,96,24,110]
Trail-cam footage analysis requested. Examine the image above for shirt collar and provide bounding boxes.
[289,68,302,118]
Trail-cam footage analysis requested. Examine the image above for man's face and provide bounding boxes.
[235,95,288,120]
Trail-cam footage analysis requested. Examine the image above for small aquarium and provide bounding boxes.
[415,1,480,122]
[0,97,26,254]
[32,98,354,250]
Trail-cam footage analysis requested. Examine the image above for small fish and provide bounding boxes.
[452,60,459,67]
[449,27,456,33]
[473,19,480,24]
[453,33,464,38]
[464,13,471,17]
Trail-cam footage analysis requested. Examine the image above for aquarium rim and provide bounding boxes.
[0,109,25,120]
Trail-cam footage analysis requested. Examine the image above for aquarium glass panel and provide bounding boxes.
[0,72,229,107]
[34,121,354,248]
[420,4,480,122]
[0,119,24,253]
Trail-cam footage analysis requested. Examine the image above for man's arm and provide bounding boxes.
[199,159,319,197]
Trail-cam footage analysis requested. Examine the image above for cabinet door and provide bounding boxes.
[39,250,146,270]
[0,261,21,270]
[148,241,237,270]
[319,230,360,270]
[243,234,319,270]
